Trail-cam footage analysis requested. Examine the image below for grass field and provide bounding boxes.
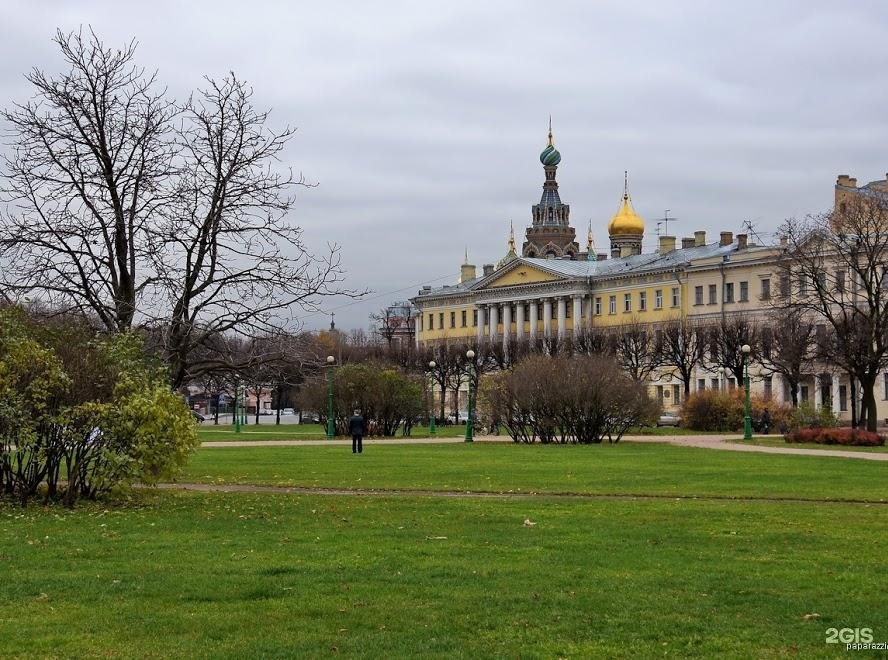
[3,441,887,657]
[197,423,470,441]
[182,442,888,502]
[739,436,888,453]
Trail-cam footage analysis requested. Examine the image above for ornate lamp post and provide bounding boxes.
[741,344,752,440]
[325,355,336,439]
[428,360,437,436]
[465,349,476,443]
[717,366,725,391]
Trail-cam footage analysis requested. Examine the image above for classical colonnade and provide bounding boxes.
[475,294,590,347]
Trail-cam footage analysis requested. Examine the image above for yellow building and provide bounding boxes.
[410,134,888,422]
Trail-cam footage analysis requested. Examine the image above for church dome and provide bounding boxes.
[539,144,561,166]
[608,194,645,236]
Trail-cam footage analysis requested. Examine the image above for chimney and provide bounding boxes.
[737,234,748,250]
[694,230,706,247]
[681,237,695,249]
[658,236,677,254]
[459,263,477,283]
[719,231,733,247]
[482,263,494,277]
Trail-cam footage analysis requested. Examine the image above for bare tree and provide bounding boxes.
[758,307,815,407]
[779,195,888,430]
[1,30,355,389]
[704,314,759,386]
[1,29,175,331]
[660,317,706,396]
[610,319,663,383]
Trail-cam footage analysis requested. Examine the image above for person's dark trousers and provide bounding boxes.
[352,434,363,453]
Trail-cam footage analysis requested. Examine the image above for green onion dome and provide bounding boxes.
[539,143,561,166]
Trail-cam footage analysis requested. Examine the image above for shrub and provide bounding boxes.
[785,428,884,446]
[479,354,658,443]
[0,311,199,505]
[681,389,793,433]
[788,401,838,432]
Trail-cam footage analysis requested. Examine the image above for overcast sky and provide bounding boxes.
[3,0,888,331]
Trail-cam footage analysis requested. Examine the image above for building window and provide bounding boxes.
[763,376,772,399]
[524,304,530,320]
[836,270,845,293]
[761,278,771,300]
[472,309,477,326]
[608,295,616,315]
[708,284,717,305]
[624,293,632,313]
[461,310,467,327]
[815,272,826,291]
[694,286,703,306]
[439,312,444,329]
[724,282,734,304]
[671,287,679,308]
[594,297,602,315]
[697,378,706,391]
[450,311,456,328]
[800,385,809,402]
[419,316,423,332]
[710,378,719,390]
[739,281,748,302]
[565,304,571,319]
[799,275,808,296]
[779,275,790,297]
[672,385,681,405]
[654,289,663,309]
[428,314,434,330]
[639,291,647,311]
[840,385,848,411]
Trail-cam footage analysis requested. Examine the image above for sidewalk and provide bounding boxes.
[200,434,888,461]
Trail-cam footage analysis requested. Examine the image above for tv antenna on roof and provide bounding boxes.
[742,219,764,245]
[655,209,678,237]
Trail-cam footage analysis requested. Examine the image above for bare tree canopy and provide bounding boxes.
[779,193,888,430]
[0,29,355,387]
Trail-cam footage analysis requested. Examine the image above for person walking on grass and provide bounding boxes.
[349,409,365,454]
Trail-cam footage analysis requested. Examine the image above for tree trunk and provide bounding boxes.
[439,384,446,423]
[850,376,858,428]
[860,374,877,432]
[789,382,799,408]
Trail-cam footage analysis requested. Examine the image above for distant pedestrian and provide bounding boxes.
[760,408,771,435]
[349,410,365,454]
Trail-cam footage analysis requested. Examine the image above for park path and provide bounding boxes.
[200,434,888,462]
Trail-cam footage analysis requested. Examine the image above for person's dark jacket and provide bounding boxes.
[348,415,365,436]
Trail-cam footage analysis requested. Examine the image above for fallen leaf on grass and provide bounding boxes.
[803,613,820,620]
[523,519,537,527]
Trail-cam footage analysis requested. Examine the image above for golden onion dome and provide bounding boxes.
[608,193,645,236]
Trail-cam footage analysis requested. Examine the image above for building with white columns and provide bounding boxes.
[409,130,888,423]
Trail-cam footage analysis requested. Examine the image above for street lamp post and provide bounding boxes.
[325,355,336,439]
[234,382,242,434]
[428,360,437,436]
[741,344,752,440]
[465,349,476,443]
[717,366,725,392]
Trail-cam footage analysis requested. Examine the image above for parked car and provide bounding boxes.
[656,411,681,427]
[281,408,295,416]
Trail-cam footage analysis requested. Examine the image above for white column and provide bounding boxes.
[831,375,841,415]
[814,374,822,410]
[584,294,593,330]
[542,298,553,338]
[516,301,525,342]
[572,295,583,337]
[529,301,539,340]
[556,297,567,339]
[476,305,485,342]
[488,304,499,341]
[501,303,512,351]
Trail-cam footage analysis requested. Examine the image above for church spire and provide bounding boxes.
[547,115,554,147]
[508,220,516,251]
[586,220,597,261]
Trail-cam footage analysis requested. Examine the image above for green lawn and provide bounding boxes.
[197,423,469,441]
[737,437,888,453]
[2,490,886,658]
[182,442,888,502]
